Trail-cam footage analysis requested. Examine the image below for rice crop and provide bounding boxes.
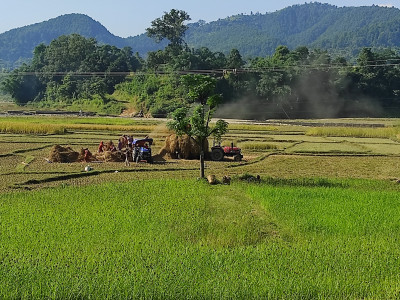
[1,178,400,298]
[227,124,279,131]
[0,119,161,134]
[238,141,279,151]
[64,123,157,132]
[306,126,400,138]
[0,116,161,126]
[0,122,66,134]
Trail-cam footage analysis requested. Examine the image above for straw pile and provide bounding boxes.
[102,151,124,162]
[49,145,79,163]
[158,134,208,159]
[207,175,218,185]
[105,140,115,151]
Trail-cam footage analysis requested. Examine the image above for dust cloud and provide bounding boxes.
[215,71,384,120]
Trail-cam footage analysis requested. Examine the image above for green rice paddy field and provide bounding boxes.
[2,116,400,298]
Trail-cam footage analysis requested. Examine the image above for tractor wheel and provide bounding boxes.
[211,148,224,161]
[234,154,242,161]
[148,157,153,164]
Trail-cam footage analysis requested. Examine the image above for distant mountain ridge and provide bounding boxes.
[0,13,128,67]
[1,3,400,68]
[184,3,400,57]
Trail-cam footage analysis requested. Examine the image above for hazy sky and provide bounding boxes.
[1,0,399,37]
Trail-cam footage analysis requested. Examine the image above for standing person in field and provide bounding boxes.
[84,148,90,162]
[98,141,104,153]
[109,142,116,152]
[124,148,130,166]
[118,139,123,151]
[128,135,133,149]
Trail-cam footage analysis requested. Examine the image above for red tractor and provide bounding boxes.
[210,142,243,161]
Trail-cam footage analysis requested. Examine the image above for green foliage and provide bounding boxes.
[2,179,400,298]
[0,13,128,69]
[167,75,228,141]
[3,4,400,68]
[181,74,217,104]
[3,5,400,118]
[243,46,400,119]
[116,74,186,117]
[146,9,191,48]
[1,64,44,105]
[167,74,228,177]
[2,34,141,109]
[185,3,400,58]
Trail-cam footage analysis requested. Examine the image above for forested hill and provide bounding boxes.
[2,3,400,68]
[185,3,400,57]
[0,14,129,68]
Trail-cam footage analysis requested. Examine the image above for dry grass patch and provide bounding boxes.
[307,126,400,138]
[237,155,400,179]
[0,122,67,134]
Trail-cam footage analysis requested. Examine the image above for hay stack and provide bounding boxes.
[159,134,208,159]
[103,151,124,162]
[105,140,115,151]
[207,175,218,185]
[49,145,79,163]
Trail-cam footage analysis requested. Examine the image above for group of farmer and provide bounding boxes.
[97,135,137,166]
[97,135,135,153]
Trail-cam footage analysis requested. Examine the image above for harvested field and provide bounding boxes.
[0,116,399,191]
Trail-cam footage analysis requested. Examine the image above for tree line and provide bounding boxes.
[2,9,400,118]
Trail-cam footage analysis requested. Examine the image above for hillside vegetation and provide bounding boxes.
[186,3,400,58]
[3,34,400,118]
[2,5,400,119]
[1,3,400,67]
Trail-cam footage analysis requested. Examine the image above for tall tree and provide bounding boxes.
[146,9,191,49]
[226,49,245,69]
[167,75,228,178]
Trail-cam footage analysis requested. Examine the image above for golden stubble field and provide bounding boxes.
[1,116,400,192]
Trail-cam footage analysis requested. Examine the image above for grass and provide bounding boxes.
[238,141,279,151]
[247,181,400,298]
[1,178,400,298]
[227,124,279,131]
[2,116,400,297]
[0,179,275,298]
[286,141,370,154]
[306,126,400,138]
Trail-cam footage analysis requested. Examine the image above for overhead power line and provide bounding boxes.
[1,60,400,77]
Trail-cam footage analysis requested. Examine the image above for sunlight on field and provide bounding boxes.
[307,126,400,138]
[1,116,400,298]
[1,179,400,298]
